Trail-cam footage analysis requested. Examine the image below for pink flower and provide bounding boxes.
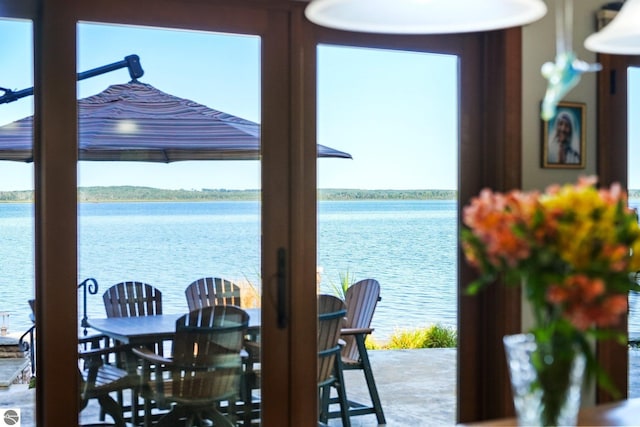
[462,177,639,341]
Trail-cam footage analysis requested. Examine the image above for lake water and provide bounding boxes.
[0,200,457,341]
[2,199,640,342]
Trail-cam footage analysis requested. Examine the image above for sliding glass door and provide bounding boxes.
[311,26,524,422]
[316,44,459,424]
[76,22,263,424]
[1,1,526,423]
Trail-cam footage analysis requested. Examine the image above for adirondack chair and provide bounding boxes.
[102,281,163,423]
[240,337,261,424]
[28,292,141,426]
[326,278,386,424]
[25,302,135,426]
[185,276,260,422]
[185,277,241,310]
[133,305,249,427]
[317,294,351,427]
[241,294,351,427]
[103,281,163,318]
[79,334,139,427]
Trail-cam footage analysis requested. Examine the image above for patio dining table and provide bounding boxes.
[85,308,261,426]
[86,307,261,345]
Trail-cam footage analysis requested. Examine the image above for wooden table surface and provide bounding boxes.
[458,398,640,426]
[87,307,261,345]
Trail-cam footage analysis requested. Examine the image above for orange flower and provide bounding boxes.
[546,283,570,304]
[547,275,627,330]
[463,189,537,270]
[595,295,628,328]
[565,307,595,331]
[601,244,630,272]
[566,295,627,331]
[546,275,603,305]
[462,176,640,392]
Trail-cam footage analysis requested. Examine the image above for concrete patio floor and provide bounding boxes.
[0,348,457,426]
[3,347,640,426]
[327,348,456,426]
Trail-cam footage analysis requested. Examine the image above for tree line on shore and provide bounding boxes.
[0,186,457,202]
[3,186,640,203]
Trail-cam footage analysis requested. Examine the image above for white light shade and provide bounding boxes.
[304,0,547,34]
[584,0,640,54]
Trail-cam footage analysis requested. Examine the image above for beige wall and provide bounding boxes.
[522,0,607,191]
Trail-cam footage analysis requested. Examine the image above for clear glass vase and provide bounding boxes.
[503,333,585,426]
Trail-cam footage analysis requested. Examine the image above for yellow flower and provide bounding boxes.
[462,176,640,332]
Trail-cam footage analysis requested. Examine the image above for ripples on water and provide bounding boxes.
[5,199,639,342]
[317,201,457,341]
[0,200,458,341]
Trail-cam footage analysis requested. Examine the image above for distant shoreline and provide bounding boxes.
[3,186,640,203]
[0,186,458,203]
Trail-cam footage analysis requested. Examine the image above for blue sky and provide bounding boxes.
[0,20,458,191]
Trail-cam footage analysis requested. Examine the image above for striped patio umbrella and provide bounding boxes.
[0,82,352,162]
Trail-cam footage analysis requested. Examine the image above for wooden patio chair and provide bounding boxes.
[240,338,261,425]
[79,334,140,427]
[29,295,141,426]
[317,294,351,427]
[102,281,163,423]
[241,295,350,427]
[185,277,241,310]
[133,305,249,427]
[326,278,386,424]
[103,281,163,318]
[185,276,260,423]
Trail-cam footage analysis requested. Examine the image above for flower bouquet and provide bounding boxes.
[461,176,640,426]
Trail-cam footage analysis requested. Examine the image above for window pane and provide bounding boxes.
[317,44,458,425]
[77,22,262,425]
[0,18,36,417]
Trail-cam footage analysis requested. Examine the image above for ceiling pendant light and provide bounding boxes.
[584,0,640,54]
[304,0,547,34]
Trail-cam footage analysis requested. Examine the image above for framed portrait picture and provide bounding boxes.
[541,101,586,169]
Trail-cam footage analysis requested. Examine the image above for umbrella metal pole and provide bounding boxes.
[78,54,143,82]
[0,54,144,104]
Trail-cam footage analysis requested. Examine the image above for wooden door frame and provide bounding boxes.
[1,2,523,423]
[33,2,79,425]
[307,26,523,423]
[2,1,300,424]
[458,29,523,422]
